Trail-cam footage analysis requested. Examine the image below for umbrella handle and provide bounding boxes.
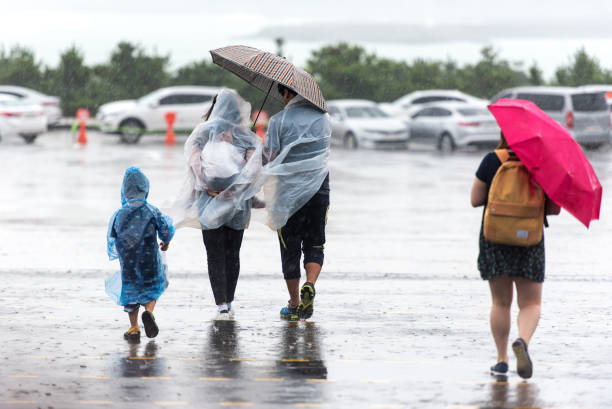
[252,82,274,132]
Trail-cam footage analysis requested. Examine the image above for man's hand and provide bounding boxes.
[160,242,170,251]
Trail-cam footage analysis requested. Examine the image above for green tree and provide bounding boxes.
[0,46,44,88]
[528,63,545,85]
[46,46,92,115]
[553,48,612,85]
[100,42,170,100]
[460,46,529,98]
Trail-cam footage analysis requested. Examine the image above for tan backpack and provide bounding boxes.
[483,149,545,246]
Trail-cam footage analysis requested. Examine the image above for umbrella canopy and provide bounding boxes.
[488,98,602,228]
[210,45,327,112]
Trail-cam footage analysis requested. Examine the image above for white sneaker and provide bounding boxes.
[215,309,231,320]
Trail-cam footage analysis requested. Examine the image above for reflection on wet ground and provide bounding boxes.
[1,131,612,408]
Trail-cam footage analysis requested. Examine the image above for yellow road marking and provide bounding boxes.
[230,358,256,361]
[179,357,206,361]
[79,401,114,405]
[141,376,171,380]
[253,377,283,382]
[29,355,51,359]
[295,404,328,408]
[154,402,188,406]
[306,378,336,383]
[200,377,230,381]
[129,357,155,360]
[220,402,253,407]
[8,375,38,379]
[81,376,110,380]
[360,379,390,384]
[491,381,509,386]
[282,358,310,362]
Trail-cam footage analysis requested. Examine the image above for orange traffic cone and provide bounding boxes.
[77,120,87,144]
[165,111,176,145]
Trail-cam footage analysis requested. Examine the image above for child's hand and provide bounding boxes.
[160,242,170,251]
[206,189,219,197]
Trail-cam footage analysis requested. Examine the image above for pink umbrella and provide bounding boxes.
[488,98,602,228]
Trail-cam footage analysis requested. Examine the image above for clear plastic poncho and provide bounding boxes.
[106,167,175,306]
[166,89,263,231]
[250,96,331,230]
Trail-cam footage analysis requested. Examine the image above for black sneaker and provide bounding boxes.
[512,338,533,379]
[280,302,299,321]
[298,282,315,320]
[141,311,159,338]
[490,361,509,376]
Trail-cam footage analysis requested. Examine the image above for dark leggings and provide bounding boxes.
[202,226,244,305]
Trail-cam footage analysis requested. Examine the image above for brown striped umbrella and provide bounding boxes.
[210,45,327,113]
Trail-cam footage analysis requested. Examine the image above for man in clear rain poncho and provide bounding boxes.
[167,89,262,318]
[261,84,331,321]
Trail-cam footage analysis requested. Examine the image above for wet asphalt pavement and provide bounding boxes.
[1,130,612,408]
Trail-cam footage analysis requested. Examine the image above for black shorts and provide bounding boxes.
[277,193,330,280]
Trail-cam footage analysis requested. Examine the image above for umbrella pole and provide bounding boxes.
[252,82,274,132]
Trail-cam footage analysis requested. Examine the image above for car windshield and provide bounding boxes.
[516,93,565,111]
[345,106,389,118]
[571,93,608,112]
[457,108,489,116]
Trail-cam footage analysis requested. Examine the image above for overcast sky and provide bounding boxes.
[3,0,612,78]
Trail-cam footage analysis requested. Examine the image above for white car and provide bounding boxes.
[328,99,410,149]
[380,90,488,118]
[0,94,47,143]
[0,85,61,127]
[96,86,223,143]
[408,102,500,151]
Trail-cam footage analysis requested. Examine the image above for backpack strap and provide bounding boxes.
[494,149,510,163]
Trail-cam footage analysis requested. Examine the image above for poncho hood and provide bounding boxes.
[121,166,149,206]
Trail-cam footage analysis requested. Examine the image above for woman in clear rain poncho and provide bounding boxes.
[106,167,175,341]
[169,89,262,318]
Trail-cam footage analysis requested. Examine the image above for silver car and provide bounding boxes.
[379,89,489,118]
[408,102,500,151]
[491,86,610,148]
[328,99,409,149]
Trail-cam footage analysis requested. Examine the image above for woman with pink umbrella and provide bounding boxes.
[471,98,602,380]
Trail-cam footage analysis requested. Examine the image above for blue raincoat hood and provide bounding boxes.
[121,167,149,206]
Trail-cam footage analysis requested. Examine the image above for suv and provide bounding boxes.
[96,86,223,143]
[491,86,611,148]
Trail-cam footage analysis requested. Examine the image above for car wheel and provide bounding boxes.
[119,119,145,144]
[21,134,38,144]
[438,133,455,153]
[344,132,358,150]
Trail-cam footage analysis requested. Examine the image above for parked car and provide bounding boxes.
[96,86,223,143]
[491,86,610,148]
[0,94,47,143]
[0,85,61,127]
[407,102,500,151]
[580,84,612,130]
[327,99,410,149]
[379,90,488,118]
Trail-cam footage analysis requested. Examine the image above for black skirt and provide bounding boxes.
[477,223,545,283]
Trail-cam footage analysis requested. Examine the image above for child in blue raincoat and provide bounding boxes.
[106,167,175,341]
